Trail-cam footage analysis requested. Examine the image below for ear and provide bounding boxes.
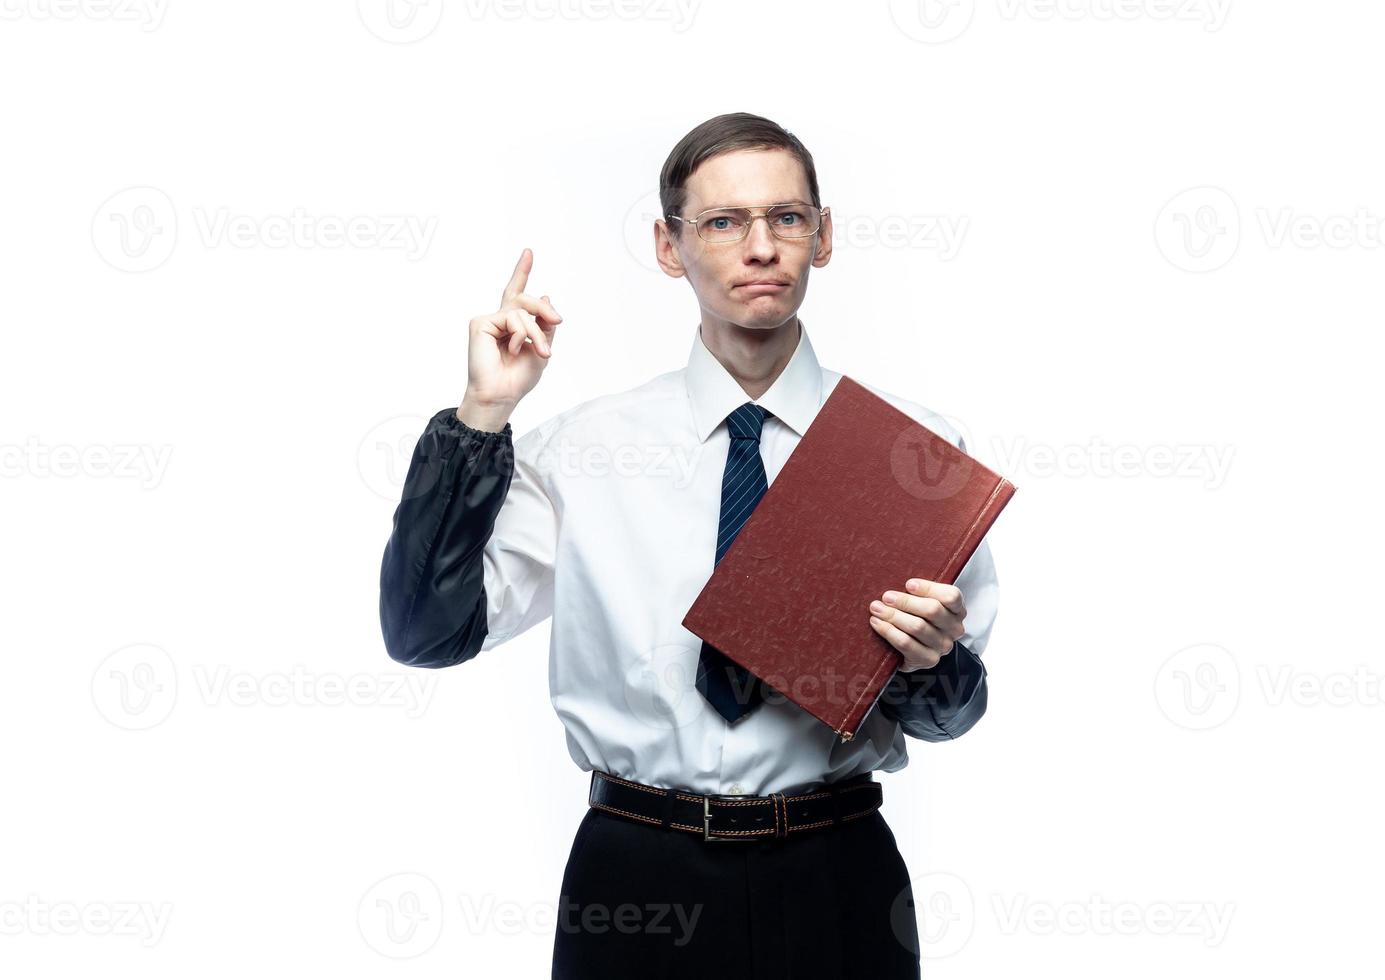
[811,207,833,269]
[654,218,687,279]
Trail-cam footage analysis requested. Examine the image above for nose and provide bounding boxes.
[742,214,780,262]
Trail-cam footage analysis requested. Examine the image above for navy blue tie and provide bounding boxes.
[695,401,772,723]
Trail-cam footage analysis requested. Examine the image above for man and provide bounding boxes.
[379,112,998,979]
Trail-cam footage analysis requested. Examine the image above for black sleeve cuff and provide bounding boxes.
[874,640,989,741]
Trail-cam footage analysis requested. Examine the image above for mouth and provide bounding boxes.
[733,280,790,295]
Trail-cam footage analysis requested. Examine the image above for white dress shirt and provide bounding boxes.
[468,319,1000,797]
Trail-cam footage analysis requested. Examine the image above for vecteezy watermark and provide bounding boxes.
[623,642,992,735]
[905,873,1234,957]
[357,0,698,42]
[189,665,438,717]
[991,894,1235,946]
[891,417,978,503]
[554,896,702,946]
[623,188,670,273]
[889,0,977,44]
[91,187,178,273]
[91,643,179,731]
[622,191,965,272]
[1256,664,1385,708]
[829,212,970,260]
[1154,186,1241,273]
[459,0,698,31]
[0,0,169,30]
[1156,185,1385,272]
[358,874,703,958]
[0,438,174,489]
[358,873,445,959]
[1157,643,1385,729]
[358,414,430,502]
[622,642,715,733]
[0,895,173,946]
[92,187,438,272]
[92,644,439,730]
[357,0,444,43]
[890,0,1231,43]
[991,435,1235,490]
[910,872,975,958]
[1154,642,1240,730]
[538,438,703,489]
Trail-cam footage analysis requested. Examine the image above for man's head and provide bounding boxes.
[655,112,833,335]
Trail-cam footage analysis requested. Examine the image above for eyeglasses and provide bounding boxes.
[667,203,829,243]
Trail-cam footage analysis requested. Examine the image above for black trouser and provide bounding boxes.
[551,803,921,979]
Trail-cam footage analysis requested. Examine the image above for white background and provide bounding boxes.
[2,0,1381,976]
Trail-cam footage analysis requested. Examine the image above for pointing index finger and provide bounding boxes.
[502,248,533,305]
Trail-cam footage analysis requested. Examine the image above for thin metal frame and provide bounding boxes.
[668,203,830,243]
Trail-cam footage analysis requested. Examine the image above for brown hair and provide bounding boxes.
[659,112,821,236]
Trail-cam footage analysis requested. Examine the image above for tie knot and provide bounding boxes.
[726,402,770,442]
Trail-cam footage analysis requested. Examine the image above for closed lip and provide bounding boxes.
[734,279,790,287]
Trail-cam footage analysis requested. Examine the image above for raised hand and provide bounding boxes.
[457,248,563,430]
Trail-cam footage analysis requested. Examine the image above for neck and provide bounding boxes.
[698,316,801,401]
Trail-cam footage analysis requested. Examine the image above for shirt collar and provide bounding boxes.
[685,318,823,443]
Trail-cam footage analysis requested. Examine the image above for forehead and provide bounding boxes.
[682,147,812,211]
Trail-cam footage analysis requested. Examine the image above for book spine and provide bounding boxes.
[939,478,1015,584]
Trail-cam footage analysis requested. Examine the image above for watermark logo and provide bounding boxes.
[622,188,665,273]
[889,0,977,44]
[1159,186,1385,271]
[1154,642,1240,730]
[92,187,178,273]
[357,0,444,43]
[358,873,444,958]
[1154,186,1241,273]
[358,414,430,501]
[890,413,977,502]
[91,643,179,731]
[914,871,975,958]
[622,642,713,732]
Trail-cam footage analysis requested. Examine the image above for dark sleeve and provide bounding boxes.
[873,640,988,741]
[378,406,515,668]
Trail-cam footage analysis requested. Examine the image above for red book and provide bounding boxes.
[681,376,1016,741]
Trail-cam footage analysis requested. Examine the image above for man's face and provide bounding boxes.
[655,147,832,333]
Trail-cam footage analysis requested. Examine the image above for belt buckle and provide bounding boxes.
[702,794,754,842]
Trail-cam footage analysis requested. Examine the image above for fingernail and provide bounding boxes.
[882,592,898,604]
[870,601,887,614]
[907,579,922,589]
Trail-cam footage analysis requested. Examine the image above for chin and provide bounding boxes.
[735,307,794,331]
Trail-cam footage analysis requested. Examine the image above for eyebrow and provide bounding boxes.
[702,199,810,210]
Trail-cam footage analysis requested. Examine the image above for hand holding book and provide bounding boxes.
[868,578,968,671]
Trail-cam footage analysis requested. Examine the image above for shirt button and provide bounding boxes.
[727,783,744,795]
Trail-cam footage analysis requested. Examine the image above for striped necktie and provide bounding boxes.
[695,401,773,723]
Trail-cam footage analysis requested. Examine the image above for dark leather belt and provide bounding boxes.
[587,770,883,842]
